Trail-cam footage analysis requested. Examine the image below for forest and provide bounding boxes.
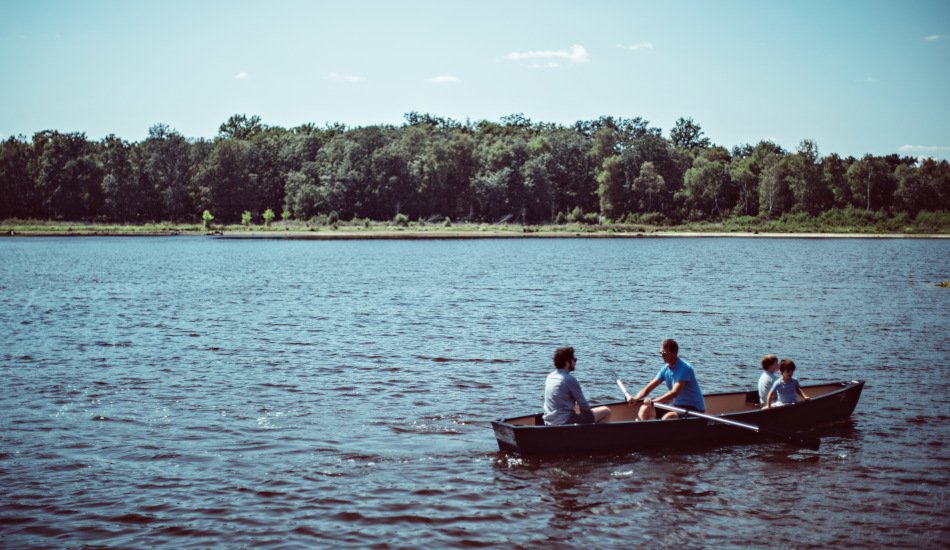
[1,113,948,228]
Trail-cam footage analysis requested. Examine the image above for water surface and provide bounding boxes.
[1,236,948,547]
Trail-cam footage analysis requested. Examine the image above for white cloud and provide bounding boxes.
[616,42,654,50]
[924,34,947,41]
[428,75,460,84]
[327,73,365,83]
[234,71,249,80]
[529,61,560,69]
[505,44,589,64]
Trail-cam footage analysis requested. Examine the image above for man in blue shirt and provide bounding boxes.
[628,339,706,420]
[543,346,612,425]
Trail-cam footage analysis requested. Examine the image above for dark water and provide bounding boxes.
[1,236,948,548]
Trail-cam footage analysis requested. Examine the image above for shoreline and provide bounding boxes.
[3,228,948,239]
[215,230,950,240]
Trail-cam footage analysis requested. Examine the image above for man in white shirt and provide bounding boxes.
[542,346,612,425]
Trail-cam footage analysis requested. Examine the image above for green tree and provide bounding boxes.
[524,129,594,222]
[37,132,103,220]
[918,158,950,211]
[669,117,711,151]
[283,164,321,220]
[473,132,529,222]
[678,154,732,219]
[99,135,141,222]
[218,114,265,140]
[626,133,679,216]
[0,136,38,219]
[822,153,851,208]
[139,124,194,221]
[758,153,794,218]
[787,139,832,214]
[892,164,933,216]
[596,155,626,220]
[194,139,260,223]
[410,127,478,220]
[471,167,513,222]
[313,127,392,219]
[846,156,895,211]
[728,156,759,216]
[631,161,666,213]
[262,207,275,226]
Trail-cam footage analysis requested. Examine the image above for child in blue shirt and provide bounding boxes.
[765,359,811,408]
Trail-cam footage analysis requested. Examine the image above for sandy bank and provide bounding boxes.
[214,230,950,240]
[3,229,948,239]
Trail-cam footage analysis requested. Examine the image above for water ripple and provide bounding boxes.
[0,237,948,548]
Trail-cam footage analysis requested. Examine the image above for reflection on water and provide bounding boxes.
[0,236,948,547]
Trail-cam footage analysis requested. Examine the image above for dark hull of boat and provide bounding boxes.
[491,380,864,455]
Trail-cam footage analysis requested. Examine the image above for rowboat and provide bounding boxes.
[491,380,864,455]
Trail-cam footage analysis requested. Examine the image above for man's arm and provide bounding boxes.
[568,377,592,412]
[652,381,684,404]
[630,378,662,403]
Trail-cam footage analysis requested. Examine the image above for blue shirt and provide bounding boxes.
[758,371,779,405]
[543,368,591,425]
[656,358,705,411]
[769,378,801,405]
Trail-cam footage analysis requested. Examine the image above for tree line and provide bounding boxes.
[1,113,948,225]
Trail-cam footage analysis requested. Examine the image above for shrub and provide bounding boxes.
[262,208,275,227]
[639,212,668,226]
[201,210,214,230]
[281,210,291,221]
[554,211,567,224]
[569,206,584,223]
[914,211,950,233]
[327,211,339,225]
[394,213,409,227]
[444,217,452,227]
[241,210,252,227]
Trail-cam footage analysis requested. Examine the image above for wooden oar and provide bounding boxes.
[613,374,820,451]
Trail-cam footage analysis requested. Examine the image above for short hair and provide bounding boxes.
[779,358,796,373]
[761,354,778,370]
[553,346,575,369]
[662,339,678,355]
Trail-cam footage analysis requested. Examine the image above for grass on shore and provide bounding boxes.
[3,210,949,236]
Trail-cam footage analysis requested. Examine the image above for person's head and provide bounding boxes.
[779,358,796,379]
[761,354,779,371]
[553,346,576,371]
[660,339,678,365]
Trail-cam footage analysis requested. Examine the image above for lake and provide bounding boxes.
[1,236,948,547]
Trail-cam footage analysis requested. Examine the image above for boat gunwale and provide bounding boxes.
[492,379,864,429]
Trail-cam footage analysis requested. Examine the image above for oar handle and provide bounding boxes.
[615,378,633,401]
[614,375,820,451]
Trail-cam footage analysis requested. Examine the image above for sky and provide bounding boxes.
[1,0,949,160]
